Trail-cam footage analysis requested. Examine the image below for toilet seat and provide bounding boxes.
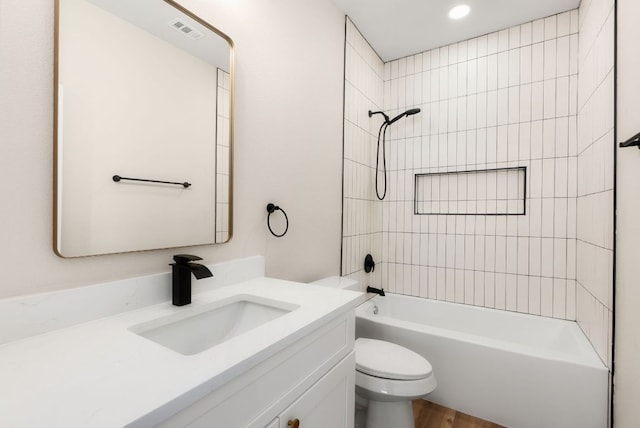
[355,338,433,380]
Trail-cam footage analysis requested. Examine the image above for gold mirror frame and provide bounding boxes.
[53,0,234,257]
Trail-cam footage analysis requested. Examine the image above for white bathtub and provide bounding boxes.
[355,294,608,428]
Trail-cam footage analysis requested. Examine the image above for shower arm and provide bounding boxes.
[368,110,390,124]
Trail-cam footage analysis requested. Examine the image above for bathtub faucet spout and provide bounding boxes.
[367,286,385,296]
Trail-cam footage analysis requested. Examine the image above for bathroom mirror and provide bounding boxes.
[54,0,233,257]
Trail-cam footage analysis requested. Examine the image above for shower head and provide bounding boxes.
[369,108,421,126]
[369,107,423,201]
[387,108,421,125]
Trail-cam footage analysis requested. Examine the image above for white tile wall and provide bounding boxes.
[342,18,384,288]
[342,8,614,369]
[216,69,231,242]
[376,11,579,319]
[576,0,615,368]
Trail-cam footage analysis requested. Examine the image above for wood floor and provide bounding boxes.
[413,400,505,428]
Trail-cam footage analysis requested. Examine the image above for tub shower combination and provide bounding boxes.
[356,294,608,428]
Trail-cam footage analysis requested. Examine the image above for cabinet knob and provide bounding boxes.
[287,418,300,428]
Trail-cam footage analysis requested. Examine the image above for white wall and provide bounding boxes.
[379,11,580,317]
[343,8,616,372]
[0,0,345,298]
[344,11,584,319]
[342,18,384,288]
[576,0,615,369]
[615,0,640,424]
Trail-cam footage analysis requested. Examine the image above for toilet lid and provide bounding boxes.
[354,338,433,381]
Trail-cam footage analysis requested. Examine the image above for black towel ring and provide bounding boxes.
[266,203,289,237]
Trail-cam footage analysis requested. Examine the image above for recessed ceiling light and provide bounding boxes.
[449,4,471,20]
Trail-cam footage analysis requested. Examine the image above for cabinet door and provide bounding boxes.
[264,418,279,428]
[279,352,355,428]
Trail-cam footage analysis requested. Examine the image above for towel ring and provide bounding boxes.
[266,203,289,237]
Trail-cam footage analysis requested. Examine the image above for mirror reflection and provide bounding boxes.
[54,0,233,257]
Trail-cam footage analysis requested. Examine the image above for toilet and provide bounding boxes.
[355,338,436,428]
[311,277,437,428]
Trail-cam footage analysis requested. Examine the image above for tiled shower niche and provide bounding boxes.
[415,167,526,216]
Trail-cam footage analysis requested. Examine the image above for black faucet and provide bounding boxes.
[366,286,385,296]
[170,254,213,306]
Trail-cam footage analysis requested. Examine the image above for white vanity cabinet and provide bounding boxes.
[277,351,354,428]
[157,310,356,428]
[0,268,364,427]
[264,419,279,428]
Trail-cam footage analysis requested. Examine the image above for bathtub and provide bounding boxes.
[355,294,608,428]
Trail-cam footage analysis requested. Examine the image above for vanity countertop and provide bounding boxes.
[0,277,363,427]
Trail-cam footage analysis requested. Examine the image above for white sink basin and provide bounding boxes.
[130,295,299,355]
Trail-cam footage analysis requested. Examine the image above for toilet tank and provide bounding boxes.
[310,276,360,292]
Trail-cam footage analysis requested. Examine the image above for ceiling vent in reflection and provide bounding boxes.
[168,18,203,40]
